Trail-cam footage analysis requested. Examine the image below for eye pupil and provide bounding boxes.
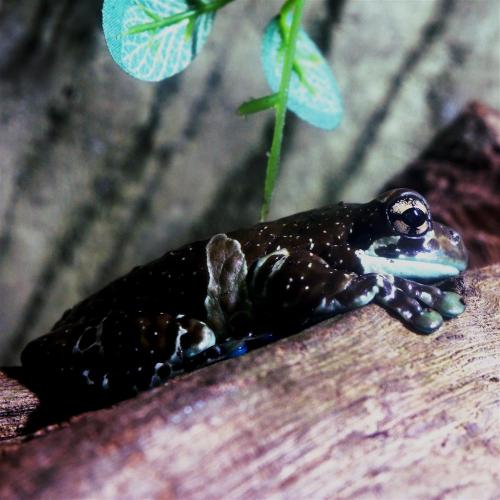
[402,207,427,227]
[387,195,431,236]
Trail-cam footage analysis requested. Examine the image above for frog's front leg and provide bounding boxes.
[247,249,462,334]
[247,249,364,331]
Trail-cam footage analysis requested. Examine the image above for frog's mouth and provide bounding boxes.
[356,223,468,280]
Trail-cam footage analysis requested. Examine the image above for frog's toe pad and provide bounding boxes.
[437,292,465,318]
[412,310,443,334]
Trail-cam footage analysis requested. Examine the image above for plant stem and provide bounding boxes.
[260,0,306,221]
[238,93,279,116]
[128,0,235,35]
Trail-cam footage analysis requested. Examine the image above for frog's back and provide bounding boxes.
[21,207,343,398]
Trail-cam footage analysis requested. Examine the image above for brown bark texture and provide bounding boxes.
[0,264,499,499]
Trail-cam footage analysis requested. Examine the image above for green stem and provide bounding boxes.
[238,93,279,116]
[127,0,235,35]
[260,0,306,221]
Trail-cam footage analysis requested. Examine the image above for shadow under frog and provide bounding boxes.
[20,189,467,409]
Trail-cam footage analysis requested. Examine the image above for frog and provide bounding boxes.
[21,188,467,400]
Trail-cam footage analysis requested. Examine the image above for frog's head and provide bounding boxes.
[353,189,468,280]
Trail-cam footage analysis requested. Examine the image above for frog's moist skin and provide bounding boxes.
[21,189,468,399]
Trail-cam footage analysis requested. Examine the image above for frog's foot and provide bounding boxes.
[116,314,219,389]
[183,331,277,372]
[329,274,439,334]
[332,273,464,334]
[149,315,219,380]
[393,278,465,318]
[373,276,464,334]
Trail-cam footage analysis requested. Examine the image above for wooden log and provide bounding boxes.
[0,264,498,499]
[0,369,39,441]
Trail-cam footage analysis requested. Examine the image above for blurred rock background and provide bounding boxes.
[0,0,499,363]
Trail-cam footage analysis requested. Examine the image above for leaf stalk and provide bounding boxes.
[238,93,279,116]
[128,0,235,35]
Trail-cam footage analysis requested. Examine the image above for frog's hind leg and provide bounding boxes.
[100,312,220,393]
[21,310,218,399]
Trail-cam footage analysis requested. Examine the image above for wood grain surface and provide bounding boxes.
[1,264,498,499]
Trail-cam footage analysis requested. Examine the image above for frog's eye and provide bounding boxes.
[388,196,430,236]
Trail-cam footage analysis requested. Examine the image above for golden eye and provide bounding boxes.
[388,197,430,236]
[390,199,428,216]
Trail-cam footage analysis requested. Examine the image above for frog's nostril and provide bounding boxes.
[449,230,461,245]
